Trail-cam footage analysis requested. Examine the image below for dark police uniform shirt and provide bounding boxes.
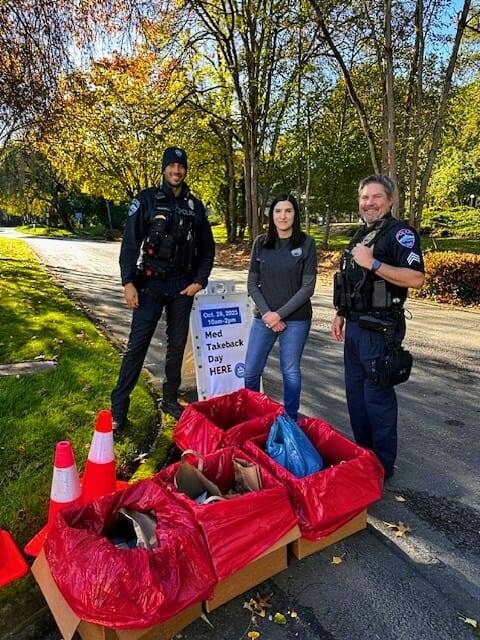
[119,181,215,293]
[248,234,317,321]
[358,213,425,307]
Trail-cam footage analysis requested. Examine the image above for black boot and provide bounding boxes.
[160,398,184,420]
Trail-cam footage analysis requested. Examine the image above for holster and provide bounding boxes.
[359,314,412,388]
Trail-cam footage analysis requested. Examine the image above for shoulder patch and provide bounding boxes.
[128,198,140,216]
[395,228,415,249]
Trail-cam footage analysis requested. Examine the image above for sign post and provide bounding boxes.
[190,281,252,400]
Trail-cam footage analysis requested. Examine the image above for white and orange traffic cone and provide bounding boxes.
[82,409,128,502]
[24,441,81,557]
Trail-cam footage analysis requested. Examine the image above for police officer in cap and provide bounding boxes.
[331,174,425,479]
[111,146,215,427]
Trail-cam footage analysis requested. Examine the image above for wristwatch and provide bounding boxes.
[371,259,383,272]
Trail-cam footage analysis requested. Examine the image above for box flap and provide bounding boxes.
[116,628,144,640]
[31,550,81,640]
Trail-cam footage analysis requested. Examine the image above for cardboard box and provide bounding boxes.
[204,525,300,612]
[290,510,367,560]
[31,551,201,640]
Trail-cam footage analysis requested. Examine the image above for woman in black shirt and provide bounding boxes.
[244,193,317,420]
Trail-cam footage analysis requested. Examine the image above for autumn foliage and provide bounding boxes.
[412,251,480,306]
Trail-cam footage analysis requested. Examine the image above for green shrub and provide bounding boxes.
[421,206,480,239]
[412,251,480,306]
[104,228,122,241]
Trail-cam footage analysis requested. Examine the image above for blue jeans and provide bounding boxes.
[244,318,311,420]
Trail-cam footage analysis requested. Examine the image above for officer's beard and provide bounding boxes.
[163,176,185,197]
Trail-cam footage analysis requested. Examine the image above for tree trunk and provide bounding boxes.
[414,0,471,228]
[243,120,260,241]
[104,197,113,230]
[225,130,237,243]
[305,102,311,233]
[322,205,331,250]
[408,0,424,226]
[384,0,398,187]
[243,128,254,241]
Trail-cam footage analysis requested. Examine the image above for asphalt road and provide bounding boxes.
[3,228,480,640]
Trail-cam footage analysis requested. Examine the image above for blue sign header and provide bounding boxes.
[200,307,242,327]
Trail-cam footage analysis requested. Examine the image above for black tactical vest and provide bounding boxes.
[334,217,396,313]
[142,188,197,278]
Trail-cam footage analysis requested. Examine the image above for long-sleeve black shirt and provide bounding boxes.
[248,234,317,321]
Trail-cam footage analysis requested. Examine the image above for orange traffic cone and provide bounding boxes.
[24,441,81,557]
[0,529,29,588]
[82,409,127,502]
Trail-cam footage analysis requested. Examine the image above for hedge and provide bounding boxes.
[421,207,480,239]
[412,251,480,306]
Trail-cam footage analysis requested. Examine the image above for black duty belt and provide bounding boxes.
[346,309,403,322]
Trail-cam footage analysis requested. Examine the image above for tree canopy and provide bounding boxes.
[0,0,479,236]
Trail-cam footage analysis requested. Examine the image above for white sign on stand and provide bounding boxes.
[190,281,252,400]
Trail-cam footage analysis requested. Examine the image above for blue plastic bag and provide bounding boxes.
[265,414,324,478]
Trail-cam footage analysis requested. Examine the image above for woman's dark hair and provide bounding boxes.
[263,193,305,249]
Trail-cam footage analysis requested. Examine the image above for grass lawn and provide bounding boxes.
[0,237,161,636]
[15,225,74,238]
[421,237,480,253]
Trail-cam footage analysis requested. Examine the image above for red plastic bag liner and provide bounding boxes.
[155,447,298,581]
[243,417,384,540]
[44,479,216,629]
[174,389,284,455]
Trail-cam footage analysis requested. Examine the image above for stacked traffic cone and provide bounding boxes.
[24,441,81,557]
[82,409,127,501]
[0,529,29,588]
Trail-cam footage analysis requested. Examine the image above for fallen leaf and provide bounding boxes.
[243,594,271,618]
[273,612,287,625]
[383,520,412,537]
[394,521,411,537]
[331,555,343,564]
[458,614,478,629]
[247,632,261,639]
[394,495,406,502]
[16,508,27,521]
[290,611,298,618]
